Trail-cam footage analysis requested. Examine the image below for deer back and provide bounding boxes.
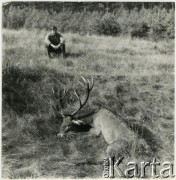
[92,108,134,145]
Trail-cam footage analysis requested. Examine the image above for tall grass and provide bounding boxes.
[2,29,174,178]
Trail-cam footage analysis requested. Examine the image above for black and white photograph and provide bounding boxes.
[2,1,175,178]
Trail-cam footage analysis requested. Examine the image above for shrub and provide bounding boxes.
[130,23,150,38]
[5,6,26,29]
[94,13,121,36]
[149,23,167,40]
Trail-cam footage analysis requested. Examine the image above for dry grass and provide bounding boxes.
[3,29,174,76]
[2,29,174,178]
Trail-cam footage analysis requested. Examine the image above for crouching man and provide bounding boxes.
[45,26,66,58]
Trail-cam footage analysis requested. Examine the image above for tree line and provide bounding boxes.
[3,2,175,13]
[3,2,175,40]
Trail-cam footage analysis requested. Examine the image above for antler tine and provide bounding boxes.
[82,76,94,91]
[74,90,82,107]
[86,77,94,92]
[81,76,87,84]
[71,76,94,117]
[82,76,90,91]
[61,86,68,100]
[90,77,94,90]
[60,109,65,118]
[52,85,69,118]
[59,86,69,115]
[52,87,57,100]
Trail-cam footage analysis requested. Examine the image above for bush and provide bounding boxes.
[94,13,121,36]
[130,23,150,38]
[149,23,167,40]
[5,6,26,29]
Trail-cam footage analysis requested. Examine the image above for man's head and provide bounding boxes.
[51,26,57,35]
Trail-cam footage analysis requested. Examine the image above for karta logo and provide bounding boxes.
[103,157,175,178]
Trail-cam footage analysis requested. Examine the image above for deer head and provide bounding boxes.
[52,76,94,138]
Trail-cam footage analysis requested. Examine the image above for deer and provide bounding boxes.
[52,76,153,158]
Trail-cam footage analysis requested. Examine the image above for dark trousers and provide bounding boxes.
[47,44,66,58]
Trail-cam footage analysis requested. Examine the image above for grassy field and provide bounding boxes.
[2,29,174,178]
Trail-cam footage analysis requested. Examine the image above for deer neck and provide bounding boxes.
[73,107,101,120]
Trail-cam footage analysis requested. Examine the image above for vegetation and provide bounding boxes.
[2,28,174,178]
[3,2,175,40]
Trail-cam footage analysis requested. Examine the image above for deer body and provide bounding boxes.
[53,76,141,157]
[91,108,133,145]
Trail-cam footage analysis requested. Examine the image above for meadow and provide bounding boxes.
[2,29,174,178]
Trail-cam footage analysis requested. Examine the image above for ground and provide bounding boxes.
[2,29,174,178]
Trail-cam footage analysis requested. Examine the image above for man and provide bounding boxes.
[45,26,66,58]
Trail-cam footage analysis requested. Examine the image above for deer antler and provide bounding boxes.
[70,76,94,117]
[52,85,68,117]
[59,87,69,117]
[51,76,94,118]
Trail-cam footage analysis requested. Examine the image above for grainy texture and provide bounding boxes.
[2,29,174,178]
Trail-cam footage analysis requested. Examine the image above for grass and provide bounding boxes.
[2,28,174,178]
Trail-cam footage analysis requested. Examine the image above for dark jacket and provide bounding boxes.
[45,32,64,46]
